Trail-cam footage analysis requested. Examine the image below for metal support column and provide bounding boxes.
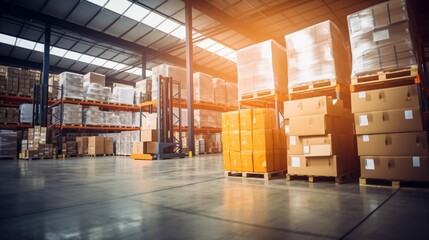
[141,54,147,79]
[185,0,195,156]
[40,24,50,127]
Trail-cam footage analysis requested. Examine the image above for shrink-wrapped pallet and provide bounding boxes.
[83,106,104,125]
[193,72,214,103]
[58,72,84,99]
[19,104,33,124]
[0,130,17,159]
[110,87,135,105]
[213,78,226,105]
[151,64,187,100]
[135,78,152,103]
[84,83,105,101]
[119,111,133,127]
[225,82,238,107]
[103,111,121,126]
[51,103,82,125]
[285,20,351,88]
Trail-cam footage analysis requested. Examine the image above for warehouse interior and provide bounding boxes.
[1,0,429,239]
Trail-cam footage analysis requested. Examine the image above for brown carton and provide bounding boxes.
[229,130,241,152]
[287,155,354,177]
[141,129,158,142]
[284,96,344,118]
[357,132,428,156]
[146,142,158,154]
[83,72,105,86]
[252,109,275,130]
[88,136,104,155]
[273,149,287,171]
[221,131,230,151]
[76,137,88,155]
[289,114,349,136]
[351,84,420,113]
[239,109,253,130]
[287,135,303,154]
[252,129,273,150]
[354,107,423,134]
[104,137,114,154]
[133,142,146,154]
[301,134,351,157]
[360,156,429,182]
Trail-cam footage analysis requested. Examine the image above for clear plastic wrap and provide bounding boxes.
[135,78,152,103]
[110,87,135,105]
[103,87,111,102]
[103,111,121,126]
[19,104,33,124]
[193,72,214,103]
[236,40,287,96]
[118,130,140,155]
[51,103,82,125]
[58,72,84,99]
[347,0,415,76]
[151,64,187,100]
[0,130,17,159]
[84,83,105,101]
[83,106,104,125]
[213,78,226,105]
[285,20,351,88]
[132,112,141,127]
[119,111,133,126]
[194,110,222,128]
[225,82,238,107]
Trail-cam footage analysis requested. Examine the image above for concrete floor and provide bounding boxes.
[0,155,428,239]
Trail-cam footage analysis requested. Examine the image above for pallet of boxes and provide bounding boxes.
[131,113,158,160]
[20,126,55,160]
[223,109,287,180]
[284,97,358,183]
[348,0,429,187]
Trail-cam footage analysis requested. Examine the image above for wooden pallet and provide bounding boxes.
[286,173,353,184]
[19,156,54,161]
[288,79,338,94]
[350,66,419,92]
[85,154,113,157]
[64,97,84,102]
[239,89,276,101]
[225,170,286,180]
[359,178,429,189]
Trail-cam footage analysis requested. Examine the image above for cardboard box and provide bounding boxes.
[357,132,428,156]
[360,156,429,182]
[284,96,344,118]
[141,129,158,142]
[252,109,275,130]
[287,155,353,177]
[239,109,253,130]
[221,112,229,131]
[83,72,105,86]
[274,149,286,171]
[133,142,146,154]
[272,128,286,150]
[223,151,231,170]
[253,150,274,173]
[240,130,253,151]
[289,114,348,136]
[302,134,351,157]
[230,151,241,171]
[88,136,104,155]
[76,137,88,155]
[287,135,303,154]
[221,131,230,151]
[229,130,241,152]
[351,84,420,113]
[104,137,114,154]
[146,142,158,154]
[354,107,423,134]
[241,150,254,172]
[252,129,273,150]
[227,111,240,131]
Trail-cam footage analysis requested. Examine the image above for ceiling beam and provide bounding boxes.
[0,2,235,80]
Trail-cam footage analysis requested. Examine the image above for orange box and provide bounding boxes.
[230,151,242,171]
[240,130,253,151]
[239,109,253,130]
[229,130,241,152]
[272,128,286,150]
[274,149,286,171]
[223,151,231,170]
[222,112,229,130]
[253,108,275,130]
[228,111,240,131]
[253,150,274,173]
[221,131,230,151]
[241,150,254,172]
[252,129,273,150]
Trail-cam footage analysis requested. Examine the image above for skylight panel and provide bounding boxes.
[64,51,82,60]
[34,43,44,52]
[15,38,36,50]
[104,0,131,15]
[170,26,186,39]
[50,47,67,57]
[86,0,108,7]
[102,60,118,69]
[216,47,234,57]
[224,52,237,62]
[141,12,166,28]
[91,58,107,66]
[123,4,149,22]
[196,38,216,49]
[78,54,96,64]
[206,43,225,54]
[113,63,127,70]
[0,33,17,45]
[157,19,180,34]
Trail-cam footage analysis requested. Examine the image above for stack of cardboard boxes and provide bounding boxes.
[5,66,19,95]
[0,130,17,159]
[0,66,6,93]
[21,126,55,159]
[193,72,215,103]
[135,78,152,103]
[222,109,286,173]
[59,72,84,99]
[48,74,59,99]
[133,130,158,155]
[0,107,19,123]
[83,72,105,101]
[351,85,429,182]
[19,69,41,97]
[61,136,78,156]
[285,96,358,177]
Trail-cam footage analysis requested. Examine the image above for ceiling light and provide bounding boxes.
[157,19,180,34]
[104,0,131,15]
[141,12,166,28]
[123,4,149,22]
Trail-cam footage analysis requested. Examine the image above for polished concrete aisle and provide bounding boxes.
[0,155,428,239]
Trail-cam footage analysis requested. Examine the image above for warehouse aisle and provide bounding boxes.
[0,155,427,239]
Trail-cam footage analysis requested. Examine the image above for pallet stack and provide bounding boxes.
[20,126,55,160]
[0,65,6,93]
[223,109,287,179]
[6,66,20,95]
[285,97,357,182]
[347,0,429,186]
[0,130,17,159]
[19,69,41,97]
[59,72,84,100]
[0,107,19,123]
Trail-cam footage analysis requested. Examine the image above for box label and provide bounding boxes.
[303,145,310,154]
[365,158,375,170]
[291,157,300,167]
[404,110,413,120]
[373,29,389,42]
[285,125,290,133]
[289,136,296,145]
[358,92,366,99]
[412,156,420,167]
[362,135,370,142]
[359,115,369,126]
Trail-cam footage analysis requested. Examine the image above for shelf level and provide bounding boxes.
[51,125,140,131]
[140,99,238,112]
[50,99,140,111]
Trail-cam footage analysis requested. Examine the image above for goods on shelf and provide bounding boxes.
[225,82,238,107]
[20,126,55,159]
[285,20,351,88]
[347,0,415,76]
[135,78,152,103]
[52,103,82,125]
[213,78,226,105]
[76,136,88,155]
[83,106,104,125]
[59,72,84,99]
[151,64,187,100]
[132,112,141,127]
[19,104,33,124]
[103,87,112,102]
[83,72,105,87]
[110,86,134,105]
[223,109,286,173]
[0,130,17,159]
[194,110,222,128]
[0,65,6,93]
[19,69,41,96]
[351,84,429,182]
[103,111,121,126]
[119,111,133,126]
[48,74,59,99]
[195,133,222,154]
[6,66,19,94]
[141,113,157,130]
[236,40,287,98]
[285,96,357,177]
[193,72,215,103]
[0,107,19,123]
[84,83,105,101]
[117,130,139,155]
